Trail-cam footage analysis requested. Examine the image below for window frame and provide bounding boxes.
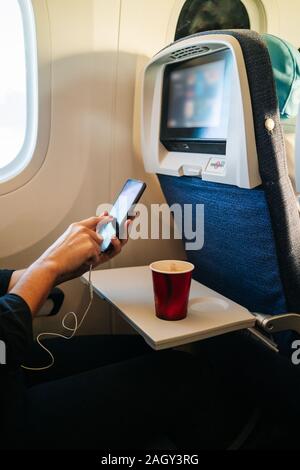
[166,0,268,44]
[241,0,267,32]
[0,0,51,196]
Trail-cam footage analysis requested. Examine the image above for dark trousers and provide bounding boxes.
[12,330,297,451]
[19,335,202,450]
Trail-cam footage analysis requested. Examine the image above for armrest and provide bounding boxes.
[254,312,300,335]
[36,287,64,317]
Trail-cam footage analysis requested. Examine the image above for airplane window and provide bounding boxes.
[0,0,37,182]
[175,0,250,40]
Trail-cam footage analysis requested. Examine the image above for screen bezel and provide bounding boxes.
[160,49,232,155]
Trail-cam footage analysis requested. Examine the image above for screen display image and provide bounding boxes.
[167,60,225,129]
[97,179,145,252]
[160,50,233,151]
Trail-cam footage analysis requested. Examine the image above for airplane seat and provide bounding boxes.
[141,31,300,448]
[152,30,300,354]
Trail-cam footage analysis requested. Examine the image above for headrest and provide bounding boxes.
[262,34,300,120]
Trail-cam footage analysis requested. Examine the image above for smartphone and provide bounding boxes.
[97,179,147,253]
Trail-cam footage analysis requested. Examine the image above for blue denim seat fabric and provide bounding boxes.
[159,175,287,316]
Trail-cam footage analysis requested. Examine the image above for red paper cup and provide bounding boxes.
[150,260,194,321]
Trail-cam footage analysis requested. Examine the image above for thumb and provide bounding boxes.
[79,216,104,230]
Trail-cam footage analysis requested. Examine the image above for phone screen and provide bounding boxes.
[97,179,146,252]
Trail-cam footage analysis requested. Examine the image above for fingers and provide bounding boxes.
[70,223,104,245]
[79,216,103,229]
[102,220,133,262]
[78,212,110,230]
[75,215,114,246]
[78,217,133,268]
[73,216,113,248]
[116,219,132,244]
[110,236,123,254]
[89,229,103,245]
[120,220,132,246]
[127,210,139,221]
[96,215,114,229]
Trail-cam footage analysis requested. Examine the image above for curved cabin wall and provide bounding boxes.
[0,0,185,336]
[0,0,299,336]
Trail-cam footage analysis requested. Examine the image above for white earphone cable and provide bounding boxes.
[21,266,94,372]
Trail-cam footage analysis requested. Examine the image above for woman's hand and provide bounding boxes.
[40,213,131,285]
[11,213,131,316]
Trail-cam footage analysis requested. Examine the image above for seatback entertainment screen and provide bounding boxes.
[160,50,232,155]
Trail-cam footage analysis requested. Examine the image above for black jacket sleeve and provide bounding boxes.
[0,269,15,296]
[0,270,33,366]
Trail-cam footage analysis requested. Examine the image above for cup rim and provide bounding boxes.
[150,260,195,275]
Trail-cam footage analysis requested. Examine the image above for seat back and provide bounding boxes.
[158,31,300,351]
